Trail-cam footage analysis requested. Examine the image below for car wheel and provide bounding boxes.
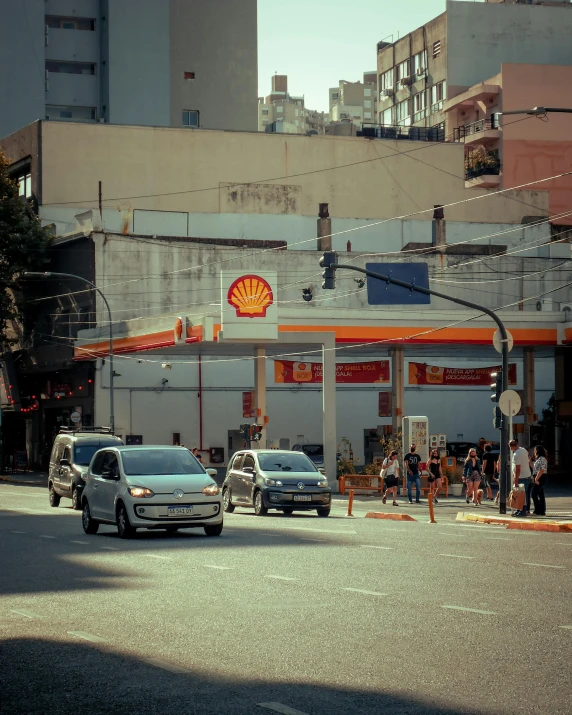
[49,483,61,508]
[254,491,268,516]
[116,503,136,539]
[317,507,331,517]
[222,487,235,513]
[204,523,223,537]
[82,501,99,534]
[71,487,82,511]
[282,508,294,516]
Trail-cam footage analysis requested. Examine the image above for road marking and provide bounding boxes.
[39,535,56,539]
[483,537,513,541]
[68,631,107,643]
[11,531,26,534]
[436,533,467,537]
[301,538,322,542]
[258,703,309,715]
[361,545,393,550]
[261,532,281,537]
[262,525,357,536]
[145,554,173,560]
[11,609,44,619]
[442,605,497,615]
[342,588,387,597]
[522,562,566,569]
[559,625,572,630]
[101,546,119,551]
[204,564,234,570]
[70,540,89,545]
[438,554,475,560]
[144,658,192,674]
[265,575,298,581]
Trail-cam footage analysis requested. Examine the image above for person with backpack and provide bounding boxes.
[381,450,400,506]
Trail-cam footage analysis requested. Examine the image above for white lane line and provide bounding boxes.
[204,564,234,570]
[361,545,393,550]
[261,525,357,536]
[301,538,322,542]
[265,575,298,581]
[442,605,497,615]
[11,609,44,619]
[144,658,191,674]
[101,546,119,551]
[342,588,387,597]
[522,562,566,570]
[145,554,173,560]
[70,540,89,545]
[258,703,309,715]
[483,537,513,541]
[68,631,107,643]
[39,535,56,539]
[559,625,572,630]
[11,531,26,534]
[436,533,467,537]
[438,554,475,560]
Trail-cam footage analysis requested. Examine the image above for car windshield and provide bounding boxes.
[301,444,323,458]
[258,453,317,472]
[121,449,205,476]
[74,444,112,466]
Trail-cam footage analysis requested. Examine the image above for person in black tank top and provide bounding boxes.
[427,449,443,503]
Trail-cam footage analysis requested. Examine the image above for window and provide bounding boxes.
[331,92,339,100]
[364,111,372,120]
[242,454,255,471]
[46,15,95,31]
[380,69,393,91]
[276,106,283,113]
[413,91,427,121]
[62,447,71,462]
[396,98,411,126]
[261,109,269,115]
[91,451,106,475]
[432,40,442,58]
[364,88,372,97]
[231,454,244,470]
[381,107,393,125]
[184,71,195,80]
[45,61,96,75]
[14,170,32,198]
[364,100,371,109]
[414,50,427,74]
[46,105,97,122]
[395,59,410,84]
[295,108,299,116]
[100,453,119,478]
[430,81,446,112]
[182,110,199,127]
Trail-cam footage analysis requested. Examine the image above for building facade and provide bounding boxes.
[0,0,258,138]
[328,74,378,128]
[258,76,326,134]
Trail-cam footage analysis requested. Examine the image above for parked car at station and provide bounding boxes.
[222,449,332,517]
[48,427,124,510]
[80,446,222,538]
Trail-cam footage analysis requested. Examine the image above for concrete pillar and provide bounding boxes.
[322,333,337,490]
[391,347,405,440]
[522,347,535,449]
[317,203,332,251]
[554,350,566,467]
[254,347,267,449]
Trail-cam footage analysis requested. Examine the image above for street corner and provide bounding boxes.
[365,511,417,522]
[456,511,572,532]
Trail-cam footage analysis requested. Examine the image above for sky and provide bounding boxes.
[257,0,473,112]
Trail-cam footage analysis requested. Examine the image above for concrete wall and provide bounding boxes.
[169,0,258,131]
[36,121,549,223]
[0,0,46,139]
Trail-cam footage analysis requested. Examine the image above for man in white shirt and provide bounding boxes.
[509,439,531,517]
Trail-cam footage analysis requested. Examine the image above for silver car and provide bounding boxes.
[81,446,223,538]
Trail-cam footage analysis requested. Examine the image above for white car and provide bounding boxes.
[81,446,223,538]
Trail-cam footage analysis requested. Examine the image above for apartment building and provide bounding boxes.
[258,75,326,134]
[328,73,378,128]
[0,0,257,138]
[376,0,572,133]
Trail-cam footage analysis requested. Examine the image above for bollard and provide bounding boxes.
[428,491,437,524]
[347,489,354,517]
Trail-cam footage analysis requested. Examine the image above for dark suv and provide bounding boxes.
[222,449,332,517]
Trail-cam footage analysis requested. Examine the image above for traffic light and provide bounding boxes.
[319,251,337,290]
[239,424,250,439]
[250,425,263,441]
[490,370,503,403]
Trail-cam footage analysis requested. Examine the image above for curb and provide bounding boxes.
[365,512,417,522]
[456,512,572,532]
[0,475,47,486]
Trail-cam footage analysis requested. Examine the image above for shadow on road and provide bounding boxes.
[0,636,484,715]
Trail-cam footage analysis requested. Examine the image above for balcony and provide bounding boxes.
[358,124,446,142]
[453,117,500,145]
[465,150,501,189]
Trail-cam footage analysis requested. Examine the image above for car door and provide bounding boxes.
[90,451,119,521]
[51,441,66,493]
[237,453,257,504]
[227,453,243,500]
[58,446,73,495]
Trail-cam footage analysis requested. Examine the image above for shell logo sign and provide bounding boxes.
[227,274,274,318]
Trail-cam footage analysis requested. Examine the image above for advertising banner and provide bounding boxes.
[242,391,255,418]
[408,362,517,386]
[378,392,392,417]
[274,360,390,384]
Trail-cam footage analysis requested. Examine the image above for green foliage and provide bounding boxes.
[0,151,51,344]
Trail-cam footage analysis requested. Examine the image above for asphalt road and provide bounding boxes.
[1,483,571,715]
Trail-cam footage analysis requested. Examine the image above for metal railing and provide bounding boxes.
[454,116,499,141]
[359,124,446,142]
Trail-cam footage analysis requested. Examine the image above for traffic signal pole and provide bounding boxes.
[322,256,511,513]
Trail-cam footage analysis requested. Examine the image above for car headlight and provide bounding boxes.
[128,486,154,498]
[317,479,329,488]
[202,483,220,496]
[264,478,283,487]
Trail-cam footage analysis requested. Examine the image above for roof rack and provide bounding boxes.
[58,426,114,435]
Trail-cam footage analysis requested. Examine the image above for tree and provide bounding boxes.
[0,151,51,345]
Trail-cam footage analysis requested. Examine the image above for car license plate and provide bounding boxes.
[168,506,193,516]
[293,495,311,502]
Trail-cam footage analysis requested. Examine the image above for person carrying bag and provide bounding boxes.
[381,450,400,506]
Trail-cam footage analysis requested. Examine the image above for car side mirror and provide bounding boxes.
[101,468,119,480]
[206,468,217,477]
[318,468,326,475]
[59,458,70,467]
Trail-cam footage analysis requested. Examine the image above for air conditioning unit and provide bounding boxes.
[415,68,427,79]
[400,76,412,87]
[381,88,394,98]
[560,303,572,315]
[536,299,554,312]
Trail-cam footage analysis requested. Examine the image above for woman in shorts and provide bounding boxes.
[381,450,400,506]
[462,448,482,505]
[427,449,443,503]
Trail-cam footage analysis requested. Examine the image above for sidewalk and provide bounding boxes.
[0,471,48,486]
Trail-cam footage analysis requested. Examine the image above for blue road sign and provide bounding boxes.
[365,263,430,305]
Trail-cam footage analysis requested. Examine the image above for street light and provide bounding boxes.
[24,271,115,433]
[499,107,572,117]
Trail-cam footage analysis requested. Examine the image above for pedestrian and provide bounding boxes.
[191,447,204,464]
[381,450,400,506]
[481,444,496,501]
[509,438,532,517]
[427,449,443,503]
[462,448,482,505]
[531,444,548,516]
[404,443,422,503]
[477,437,487,459]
